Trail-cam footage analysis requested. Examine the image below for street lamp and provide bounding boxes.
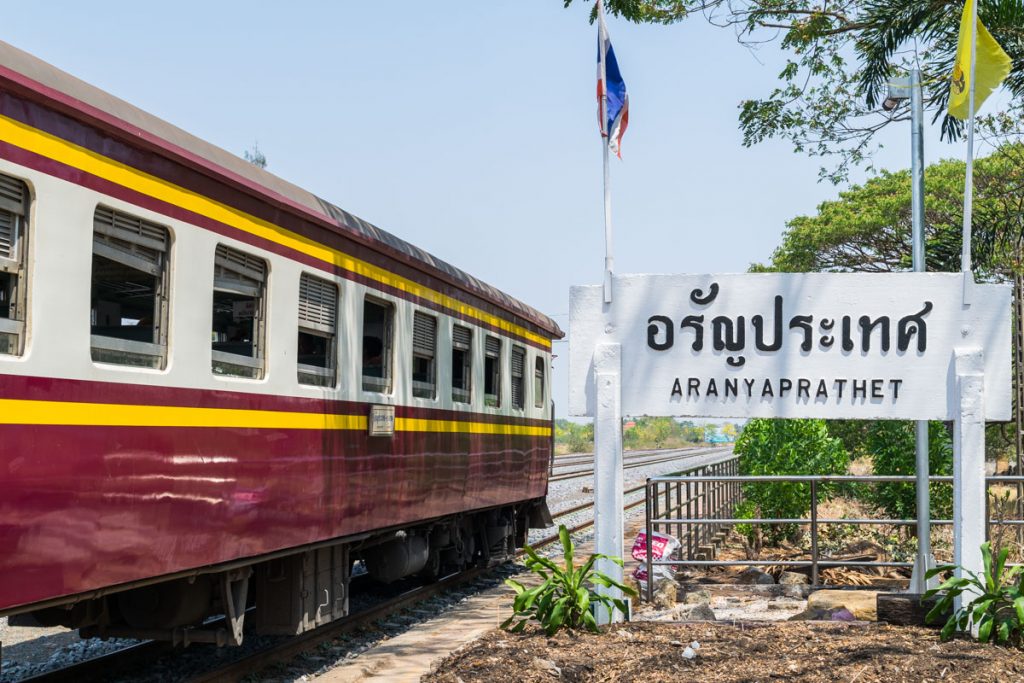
[884,69,935,594]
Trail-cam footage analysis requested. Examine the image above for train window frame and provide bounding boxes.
[534,355,546,409]
[484,335,502,408]
[297,272,339,388]
[90,206,170,369]
[211,244,267,379]
[361,296,394,394]
[0,173,29,356]
[451,324,472,404]
[510,345,526,410]
[411,311,437,399]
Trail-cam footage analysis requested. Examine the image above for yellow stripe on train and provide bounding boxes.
[0,114,550,349]
[0,399,551,436]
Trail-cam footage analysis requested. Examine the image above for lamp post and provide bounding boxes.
[884,69,935,594]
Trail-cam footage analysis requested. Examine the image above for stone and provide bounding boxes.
[681,588,712,605]
[806,589,879,621]
[532,658,561,677]
[652,578,680,609]
[673,603,716,621]
[778,571,809,585]
[788,606,855,622]
[736,567,775,585]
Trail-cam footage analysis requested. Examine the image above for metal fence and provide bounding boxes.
[642,469,1024,602]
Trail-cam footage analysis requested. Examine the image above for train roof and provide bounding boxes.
[0,40,563,339]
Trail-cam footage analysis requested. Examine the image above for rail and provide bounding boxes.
[643,472,1024,602]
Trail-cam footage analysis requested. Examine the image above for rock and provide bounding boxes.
[674,603,717,621]
[532,657,561,677]
[788,606,855,621]
[653,578,680,609]
[736,567,775,585]
[778,571,809,585]
[681,588,712,605]
[806,589,879,621]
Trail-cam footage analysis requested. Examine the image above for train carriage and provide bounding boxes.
[0,40,561,646]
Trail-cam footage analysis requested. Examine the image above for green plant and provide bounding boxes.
[865,421,953,533]
[734,418,848,544]
[924,542,1024,645]
[502,526,635,635]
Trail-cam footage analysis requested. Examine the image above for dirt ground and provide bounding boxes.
[425,621,1024,683]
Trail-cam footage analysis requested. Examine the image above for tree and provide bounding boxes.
[244,142,268,169]
[564,0,1024,182]
[734,418,849,544]
[720,422,739,441]
[752,143,1024,282]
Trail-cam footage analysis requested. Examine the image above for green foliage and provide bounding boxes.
[865,421,953,529]
[502,525,636,635]
[554,419,594,454]
[925,542,1024,645]
[564,0,1024,183]
[826,420,870,458]
[750,146,1024,281]
[734,418,849,543]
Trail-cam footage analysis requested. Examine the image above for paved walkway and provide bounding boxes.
[315,581,517,682]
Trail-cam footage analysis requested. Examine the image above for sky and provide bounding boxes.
[2,2,991,416]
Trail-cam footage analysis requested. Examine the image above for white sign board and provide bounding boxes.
[570,273,1010,420]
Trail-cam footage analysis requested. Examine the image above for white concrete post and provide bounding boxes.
[593,342,624,624]
[953,347,986,621]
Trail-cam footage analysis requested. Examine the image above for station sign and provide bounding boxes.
[569,273,1010,420]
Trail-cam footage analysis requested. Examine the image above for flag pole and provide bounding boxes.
[599,0,613,304]
[962,0,979,278]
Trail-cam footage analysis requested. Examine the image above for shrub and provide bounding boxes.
[865,420,953,531]
[734,418,849,544]
[502,526,635,634]
[925,541,1024,645]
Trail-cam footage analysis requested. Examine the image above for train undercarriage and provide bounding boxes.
[8,500,552,648]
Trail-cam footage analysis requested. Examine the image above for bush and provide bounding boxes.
[734,418,849,544]
[502,526,635,634]
[865,420,953,532]
[925,541,1024,645]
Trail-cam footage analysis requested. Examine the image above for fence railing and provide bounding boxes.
[643,472,1024,602]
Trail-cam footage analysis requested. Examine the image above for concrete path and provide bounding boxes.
[315,581,517,682]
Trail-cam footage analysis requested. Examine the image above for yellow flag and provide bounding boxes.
[948,0,1012,120]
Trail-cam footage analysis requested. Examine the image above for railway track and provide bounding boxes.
[549,446,730,483]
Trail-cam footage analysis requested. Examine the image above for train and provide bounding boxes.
[0,40,561,649]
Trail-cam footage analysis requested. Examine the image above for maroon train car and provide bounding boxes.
[0,41,561,645]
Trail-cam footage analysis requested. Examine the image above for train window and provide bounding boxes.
[451,324,472,404]
[0,174,28,356]
[534,356,546,408]
[362,297,393,393]
[484,335,501,407]
[411,311,437,399]
[511,345,526,410]
[211,244,266,379]
[90,207,169,368]
[297,273,338,387]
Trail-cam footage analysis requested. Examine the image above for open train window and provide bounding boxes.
[511,345,526,410]
[90,207,169,368]
[0,174,28,356]
[451,324,472,404]
[411,311,437,399]
[484,335,501,408]
[534,356,546,408]
[297,273,338,387]
[362,297,393,393]
[212,244,266,379]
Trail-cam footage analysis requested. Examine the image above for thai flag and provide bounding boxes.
[597,4,628,158]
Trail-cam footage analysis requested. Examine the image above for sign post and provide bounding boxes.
[571,272,1010,618]
[593,343,624,623]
